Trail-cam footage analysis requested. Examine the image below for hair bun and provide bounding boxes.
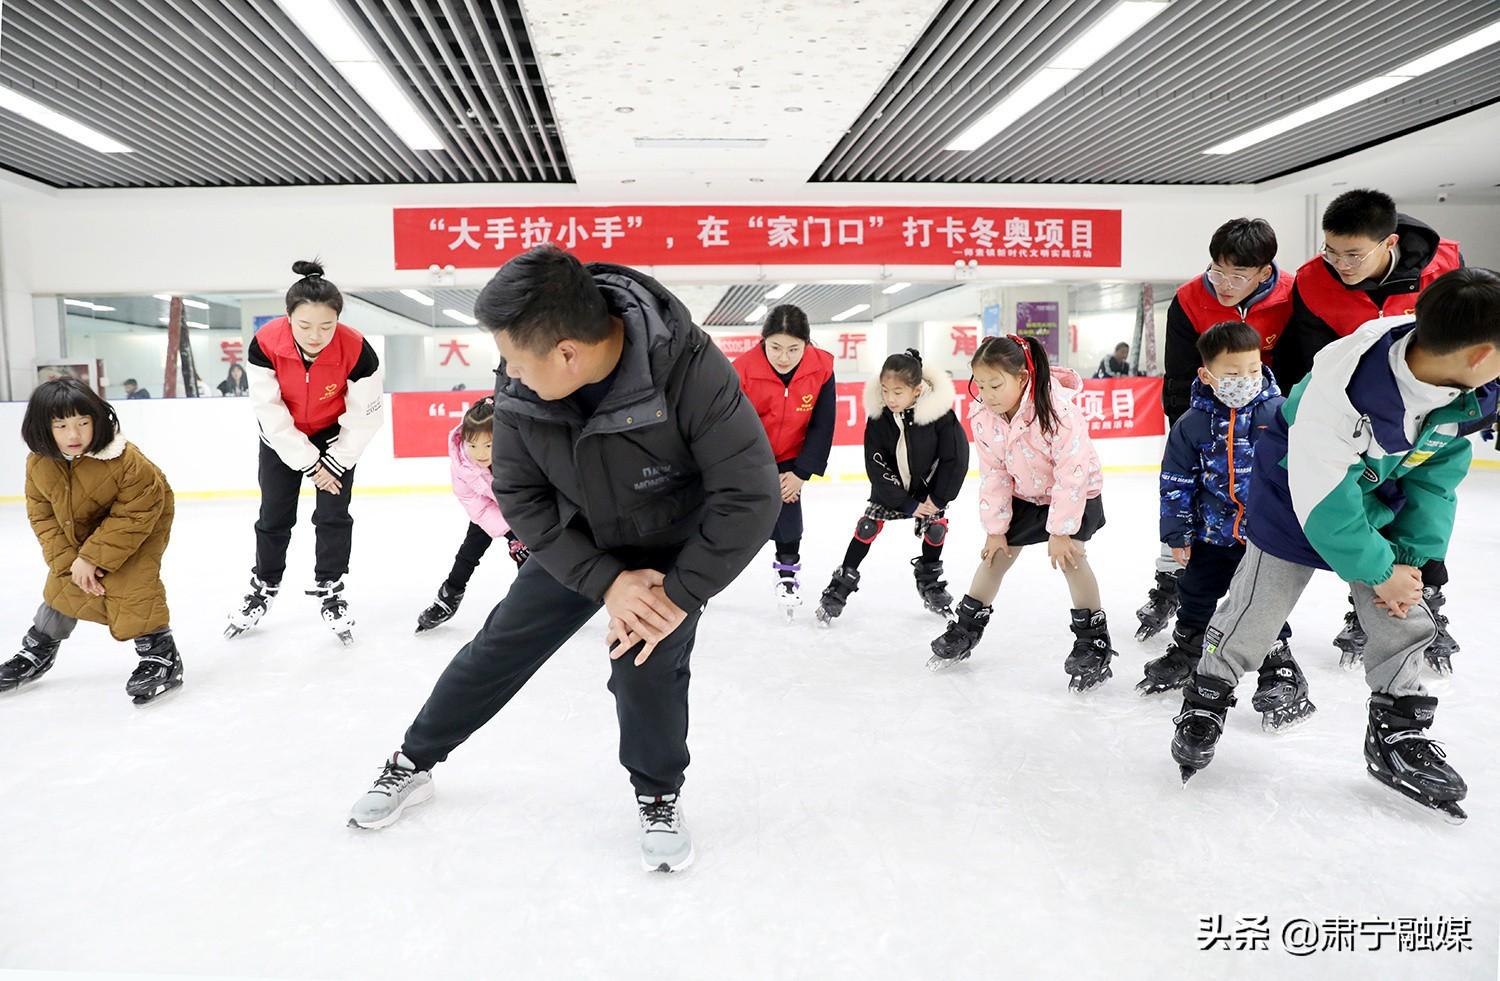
[292,259,325,279]
[904,347,923,364]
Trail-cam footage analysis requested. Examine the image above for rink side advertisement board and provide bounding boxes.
[391,377,1162,458]
[393,206,1122,268]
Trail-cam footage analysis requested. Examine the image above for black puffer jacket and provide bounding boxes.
[862,368,970,512]
[491,263,780,612]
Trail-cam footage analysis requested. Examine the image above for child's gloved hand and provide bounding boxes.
[507,536,530,568]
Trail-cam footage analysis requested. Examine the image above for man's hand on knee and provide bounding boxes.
[605,571,686,666]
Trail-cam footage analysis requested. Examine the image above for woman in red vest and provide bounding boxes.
[226,260,384,646]
[732,305,836,619]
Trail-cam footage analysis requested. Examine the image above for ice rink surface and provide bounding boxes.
[2,472,1496,980]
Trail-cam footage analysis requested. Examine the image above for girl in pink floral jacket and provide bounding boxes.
[927,335,1114,693]
[416,398,529,633]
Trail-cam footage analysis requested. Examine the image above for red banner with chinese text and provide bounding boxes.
[391,376,1162,459]
[393,206,1122,270]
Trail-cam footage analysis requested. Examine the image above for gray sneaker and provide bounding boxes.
[638,793,694,872]
[348,752,433,829]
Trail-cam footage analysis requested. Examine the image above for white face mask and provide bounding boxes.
[1206,371,1263,409]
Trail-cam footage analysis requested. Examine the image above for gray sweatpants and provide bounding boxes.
[34,603,79,641]
[1197,543,1433,698]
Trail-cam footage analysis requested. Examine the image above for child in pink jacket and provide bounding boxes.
[416,398,529,633]
[927,335,1114,692]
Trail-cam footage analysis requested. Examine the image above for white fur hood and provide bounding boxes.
[863,367,956,424]
[83,430,127,461]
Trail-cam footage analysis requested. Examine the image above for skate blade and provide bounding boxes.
[1337,651,1364,671]
[1179,764,1197,786]
[1261,702,1317,733]
[1135,624,1163,642]
[925,652,970,672]
[1136,680,1184,697]
[1068,667,1113,693]
[224,625,247,639]
[336,632,355,648]
[1425,656,1453,676]
[131,679,183,706]
[1364,769,1466,825]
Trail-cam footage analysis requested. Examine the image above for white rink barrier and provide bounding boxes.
[1,397,1496,502]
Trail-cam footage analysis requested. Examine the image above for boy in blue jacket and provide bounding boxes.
[1172,269,1500,823]
[1137,323,1314,732]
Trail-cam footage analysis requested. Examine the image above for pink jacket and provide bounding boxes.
[448,424,510,538]
[970,366,1103,538]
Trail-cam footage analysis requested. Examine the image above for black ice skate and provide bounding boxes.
[1136,624,1203,696]
[1173,673,1236,784]
[1423,585,1458,675]
[1065,609,1116,693]
[415,583,463,634]
[1251,640,1317,733]
[1135,570,1180,641]
[927,595,992,671]
[225,574,279,639]
[1333,594,1365,670]
[814,567,860,626]
[1365,693,1466,824]
[911,558,954,617]
[126,630,183,705]
[308,578,355,647]
[0,628,62,693]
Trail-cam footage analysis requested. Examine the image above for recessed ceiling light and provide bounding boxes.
[881,282,913,295]
[744,304,769,324]
[443,308,478,326]
[830,303,871,322]
[634,138,767,150]
[764,283,795,300]
[400,288,434,306]
[187,321,210,330]
[0,86,132,153]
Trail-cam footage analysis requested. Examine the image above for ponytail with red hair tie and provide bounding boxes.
[1006,334,1035,382]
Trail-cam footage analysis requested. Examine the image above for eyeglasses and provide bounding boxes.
[1205,266,1254,290]
[1319,244,1384,269]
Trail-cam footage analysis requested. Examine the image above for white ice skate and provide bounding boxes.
[224,574,279,639]
[308,578,355,647]
[776,580,802,621]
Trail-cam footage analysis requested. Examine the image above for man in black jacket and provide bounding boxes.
[349,246,780,872]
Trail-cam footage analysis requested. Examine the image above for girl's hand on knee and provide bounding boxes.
[1048,535,1083,571]
[70,556,105,597]
[981,534,1012,566]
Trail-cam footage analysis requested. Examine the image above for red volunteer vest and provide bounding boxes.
[255,316,366,437]
[1175,273,1294,357]
[733,343,835,462]
[1293,239,1462,337]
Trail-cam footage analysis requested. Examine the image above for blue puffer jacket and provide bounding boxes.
[1160,367,1284,548]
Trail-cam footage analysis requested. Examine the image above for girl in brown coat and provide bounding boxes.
[2,378,183,703]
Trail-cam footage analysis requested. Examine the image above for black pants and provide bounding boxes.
[253,439,354,585]
[1178,540,1290,641]
[444,522,494,594]
[402,558,702,796]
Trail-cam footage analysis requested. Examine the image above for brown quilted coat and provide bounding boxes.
[25,432,175,640]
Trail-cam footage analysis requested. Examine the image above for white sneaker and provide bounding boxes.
[638,793,694,872]
[348,752,433,829]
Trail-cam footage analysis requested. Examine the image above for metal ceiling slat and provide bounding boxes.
[245,0,431,182]
[370,0,504,179]
[0,123,117,186]
[435,0,537,177]
[179,0,402,183]
[347,0,483,179]
[839,0,1092,181]
[484,0,565,179]
[404,0,521,180]
[458,0,548,177]
[11,4,294,186]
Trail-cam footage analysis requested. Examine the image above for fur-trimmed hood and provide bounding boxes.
[82,429,127,461]
[863,367,957,424]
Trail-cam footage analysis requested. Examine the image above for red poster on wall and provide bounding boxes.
[391,376,1162,459]
[393,205,1122,270]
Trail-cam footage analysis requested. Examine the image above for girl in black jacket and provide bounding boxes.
[815,349,970,625]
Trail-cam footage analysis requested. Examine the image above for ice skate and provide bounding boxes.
[308,577,354,647]
[773,555,802,622]
[1173,673,1236,784]
[1423,585,1458,676]
[1251,640,1317,732]
[1065,609,1116,693]
[0,628,61,693]
[225,573,279,639]
[927,595,991,670]
[1333,594,1365,670]
[911,558,954,617]
[1135,571,1180,641]
[125,630,183,705]
[416,583,463,634]
[1365,694,1466,825]
[814,567,860,627]
[1136,624,1202,696]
